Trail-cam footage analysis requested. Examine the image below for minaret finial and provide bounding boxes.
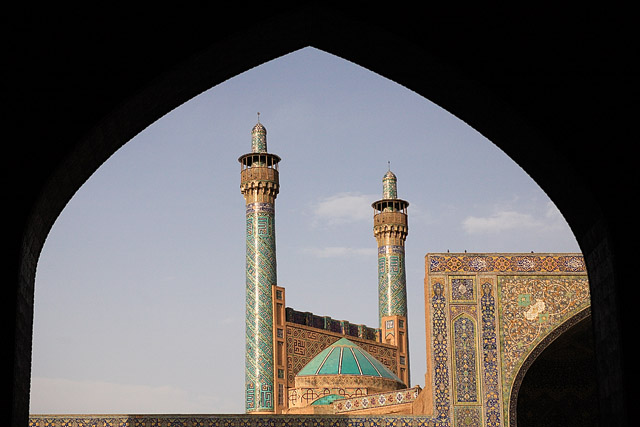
[257,112,260,123]
[388,161,391,172]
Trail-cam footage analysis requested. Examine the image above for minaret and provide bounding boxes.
[372,167,410,386]
[239,116,281,413]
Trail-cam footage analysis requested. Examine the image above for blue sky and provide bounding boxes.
[30,47,580,414]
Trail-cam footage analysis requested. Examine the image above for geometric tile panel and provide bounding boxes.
[452,314,479,404]
[430,280,451,425]
[450,276,476,304]
[480,281,502,427]
[378,245,408,325]
[453,406,482,427]
[333,386,421,413]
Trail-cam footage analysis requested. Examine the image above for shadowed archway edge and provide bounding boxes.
[7,5,634,426]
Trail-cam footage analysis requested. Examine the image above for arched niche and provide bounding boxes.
[511,309,597,427]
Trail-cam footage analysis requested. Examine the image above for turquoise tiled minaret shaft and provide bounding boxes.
[239,119,281,413]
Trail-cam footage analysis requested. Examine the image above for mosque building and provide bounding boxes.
[239,119,416,415]
[26,119,594,426]
[237,119,592,424]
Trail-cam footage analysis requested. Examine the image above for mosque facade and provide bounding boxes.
[236,120,592,424]
[29,120,592,426]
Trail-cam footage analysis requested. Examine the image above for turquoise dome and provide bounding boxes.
[296,338,401,382]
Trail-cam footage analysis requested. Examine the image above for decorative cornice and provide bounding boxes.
[427,253,586,274]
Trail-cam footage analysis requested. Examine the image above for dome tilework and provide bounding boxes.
[296,338,401,381]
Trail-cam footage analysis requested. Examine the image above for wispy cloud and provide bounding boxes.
[310,192,377,226]
[304,246,377,258]
[462,202,566,235]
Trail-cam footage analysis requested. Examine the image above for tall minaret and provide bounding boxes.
[372,167,410,386]
[239,116,281,413]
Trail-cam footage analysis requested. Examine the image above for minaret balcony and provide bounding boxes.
[373,211,408,227]
[241,166,279,185]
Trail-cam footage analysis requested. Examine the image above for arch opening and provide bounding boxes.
[29,47,586,416]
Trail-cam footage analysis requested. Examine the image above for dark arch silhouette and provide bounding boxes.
[7,5,634,426]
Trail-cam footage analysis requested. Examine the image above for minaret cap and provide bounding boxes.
[251,115,267,153]
[382,169,398,199]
